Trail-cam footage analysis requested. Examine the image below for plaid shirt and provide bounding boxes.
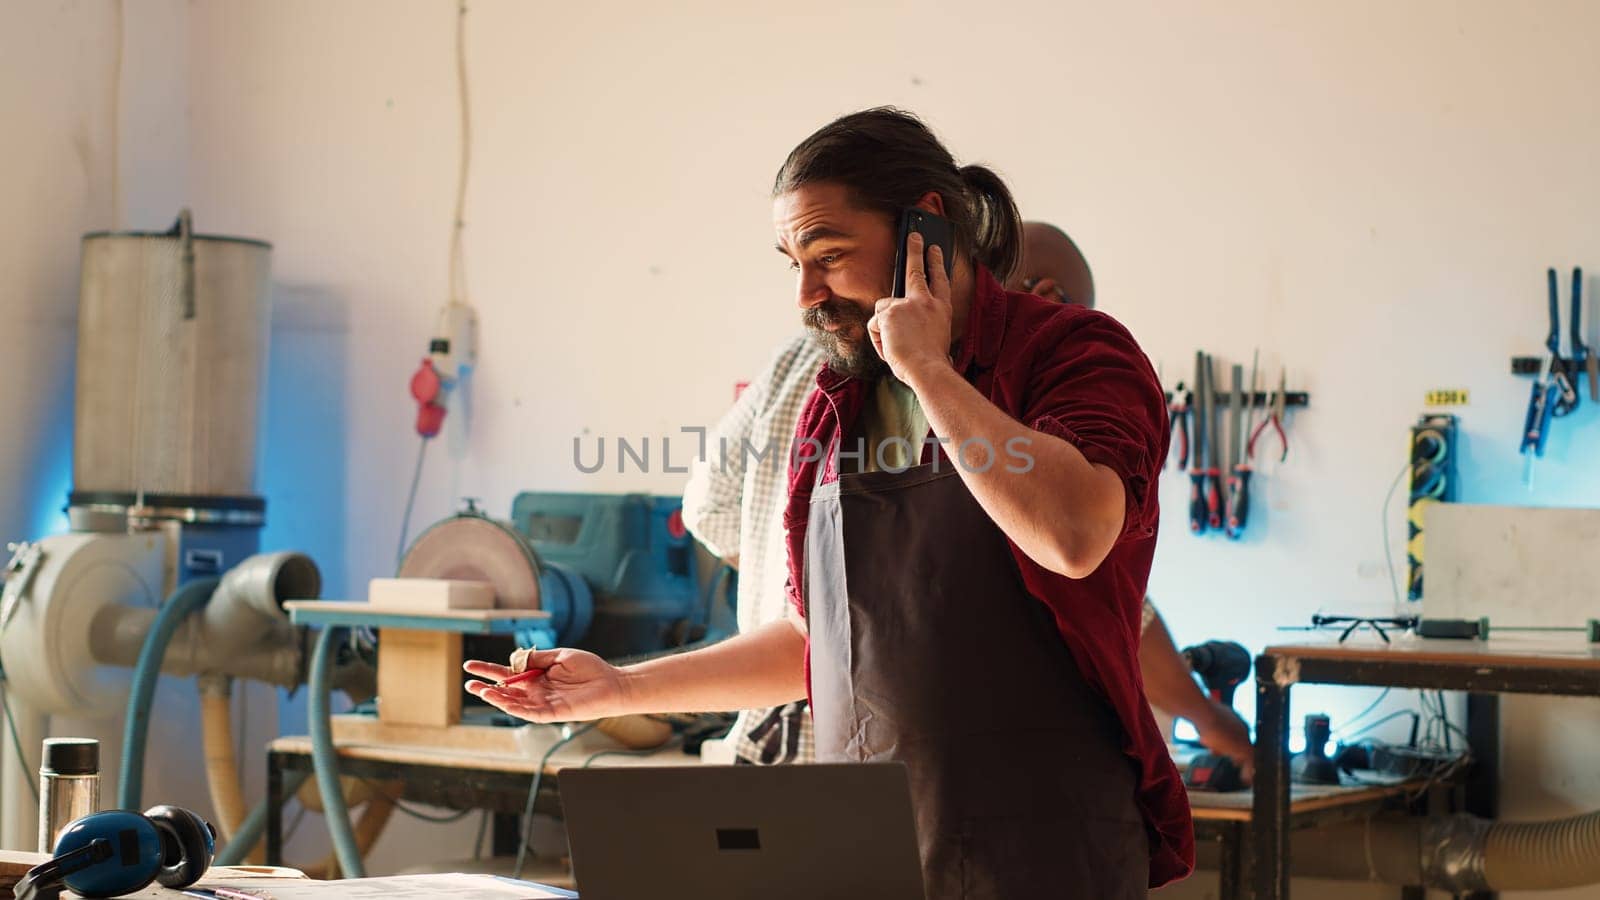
[682,335,823,764]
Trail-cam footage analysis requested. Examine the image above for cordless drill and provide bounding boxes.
[1181,640,1252,707]
[1179,640,1252,792]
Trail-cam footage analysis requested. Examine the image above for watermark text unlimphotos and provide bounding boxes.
[572,428,1035,475]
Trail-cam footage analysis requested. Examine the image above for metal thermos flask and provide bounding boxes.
[38,738,100,852]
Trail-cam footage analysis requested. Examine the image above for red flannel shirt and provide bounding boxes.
[782,266,1193,888]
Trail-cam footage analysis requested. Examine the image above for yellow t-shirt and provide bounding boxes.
[856,376,930,472]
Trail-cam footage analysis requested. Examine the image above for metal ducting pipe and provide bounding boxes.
[203,551,320,656]
[1288,819,1422,884]
[1291,812,1600,892]
[89,551,320,687]
[91,604,301,688]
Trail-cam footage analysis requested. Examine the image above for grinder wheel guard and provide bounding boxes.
[398,514,542,609]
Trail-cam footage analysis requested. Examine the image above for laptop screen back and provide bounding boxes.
[559,762,925,900]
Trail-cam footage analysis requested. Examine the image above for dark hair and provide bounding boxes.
[773,107,1023,285]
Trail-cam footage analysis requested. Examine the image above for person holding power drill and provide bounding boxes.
[467,108,1192,896]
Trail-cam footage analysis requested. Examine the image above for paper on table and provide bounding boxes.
[199,873,575,899]
[62,866,312,898]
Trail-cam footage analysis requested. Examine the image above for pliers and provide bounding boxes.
[1248,369,1289,463]
[1167,382,1192,469]
[1548,267,1582,416]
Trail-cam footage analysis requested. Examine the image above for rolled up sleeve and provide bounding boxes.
[1018,313,1168,541]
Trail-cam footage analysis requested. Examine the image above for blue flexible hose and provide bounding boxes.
[119,577,220,810]
[213,769,311,866]
[308,627,364,878]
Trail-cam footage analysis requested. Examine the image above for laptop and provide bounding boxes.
[559,762,926,900]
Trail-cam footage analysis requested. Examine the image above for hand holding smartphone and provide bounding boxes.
[891,208,955,298]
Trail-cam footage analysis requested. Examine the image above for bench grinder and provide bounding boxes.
[397,492,726,661]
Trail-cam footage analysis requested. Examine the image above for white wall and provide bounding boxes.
[0,0,118,850]
[8,0,1600,894]
[0,0,115,558]
[182,0,1600,616]
[0,0,283,855]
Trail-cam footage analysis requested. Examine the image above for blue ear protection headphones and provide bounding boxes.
[14,805,215,900]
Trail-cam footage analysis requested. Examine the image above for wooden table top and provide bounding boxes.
[271,732,699,775]
[1187,781,1410,822]
[1264,633,1600,671]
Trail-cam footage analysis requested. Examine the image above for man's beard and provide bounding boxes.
[803,297,887,379]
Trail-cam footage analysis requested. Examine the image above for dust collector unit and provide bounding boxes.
[69,212,272,531]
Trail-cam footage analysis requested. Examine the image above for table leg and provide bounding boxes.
[1219,822,1243,900]
[1464,693,1499,900]
[493,812,520,858]
[267,751,283,866]
[1251,656,1291,900]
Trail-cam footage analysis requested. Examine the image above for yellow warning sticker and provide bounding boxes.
[1425,389,1470,406]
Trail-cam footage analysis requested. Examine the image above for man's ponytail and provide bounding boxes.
[775,108,1025,284]
[958,164,1023,286]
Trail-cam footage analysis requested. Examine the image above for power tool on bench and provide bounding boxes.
[1183,640,1251,707]
[363,491,735,743]
[1179,640,1252,792]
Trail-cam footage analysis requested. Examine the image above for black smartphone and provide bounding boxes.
[891,207,956,298]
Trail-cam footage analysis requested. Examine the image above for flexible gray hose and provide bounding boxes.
[213,770,311,867]
[120,577,219,810]
[1483,809,1600,890]
[1289,811,1600,893]
[309,627,364,878]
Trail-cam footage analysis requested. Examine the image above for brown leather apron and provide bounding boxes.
[805,460,1149,899]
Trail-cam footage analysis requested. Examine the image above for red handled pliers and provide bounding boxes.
[1167,382,1192,469]
[1248,369,1289,463]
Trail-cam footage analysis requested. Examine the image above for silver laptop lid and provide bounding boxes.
[559,762,925,900]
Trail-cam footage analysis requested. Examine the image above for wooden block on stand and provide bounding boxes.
[377,629,464,728]
[368,578,494,611]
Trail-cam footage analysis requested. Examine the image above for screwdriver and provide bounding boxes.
[1188,351,1209,534]
[1574,268,1596,400]
[1227,352,1260,540]
[1204,354,1224,531]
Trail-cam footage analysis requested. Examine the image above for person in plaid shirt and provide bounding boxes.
[681,336,823,764]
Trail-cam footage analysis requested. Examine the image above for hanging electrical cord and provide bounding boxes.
[581,737,684,768]
[395,436,430,571]
[1342,709,1421,743]
[472,810,490,861]
[1380,457,1413,613]
[1,682,38,804]
[352,777,474,825]
[236,680,249,785]
[110,0,125,229]
[1419,689,1471,755]
[284,805,308,846]
[515,723,597,879]
[1332,687,1392,738]
[448,0,472,306]
[395,0,474,571]
[396,803,475,825]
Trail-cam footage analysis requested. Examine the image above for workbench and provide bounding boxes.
[1251,635,1600,900]
[263,729,1416,899]
[1187,770,1422,900]
[264,726,699,876]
